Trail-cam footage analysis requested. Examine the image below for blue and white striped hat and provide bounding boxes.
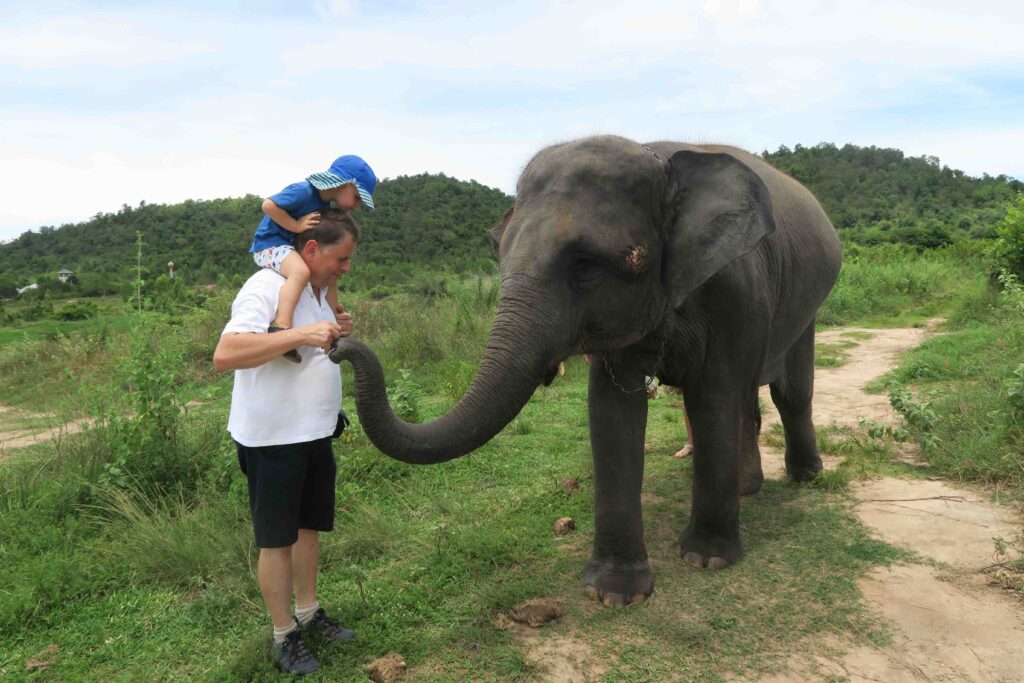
[307,155,377,211]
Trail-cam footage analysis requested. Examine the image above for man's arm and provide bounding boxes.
[213,321,342,372]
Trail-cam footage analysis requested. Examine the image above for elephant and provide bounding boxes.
[330,135,842,607]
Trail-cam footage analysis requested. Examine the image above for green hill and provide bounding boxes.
[763,142,1022,247]
[0,174,513,291]
[1,145,1020,293]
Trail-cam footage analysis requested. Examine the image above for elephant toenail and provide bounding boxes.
[584,585,599,601]
[602,592,625,607]
[707,556,729,570]
[683,551,705,568]
[628,593,647,605]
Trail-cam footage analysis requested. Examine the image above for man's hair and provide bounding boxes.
[294,208,360,251]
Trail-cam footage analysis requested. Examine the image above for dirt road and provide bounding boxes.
[758,326,1024,683]
[0,405,89,456]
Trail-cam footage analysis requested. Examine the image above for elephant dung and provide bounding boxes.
[25,645,59,672]
[553,517,576,535]
[559,476,581,493]
[366,652,407,683]
[510,598,563,627]
[492,613,515,630]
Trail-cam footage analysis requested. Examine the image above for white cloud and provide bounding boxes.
[0,16,210,68]
[0,0,1022,241]
[313,0,355,19]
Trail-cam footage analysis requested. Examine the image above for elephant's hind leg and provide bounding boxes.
[739,394,764,496]
[583,353,654,607]
[769,320,822,482]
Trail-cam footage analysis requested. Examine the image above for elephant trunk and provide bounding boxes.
[331,291,559,464]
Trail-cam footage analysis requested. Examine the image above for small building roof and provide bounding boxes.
[58,268,74,274]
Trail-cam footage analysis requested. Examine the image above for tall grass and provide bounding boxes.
[875,270,1024,489]
[87,483,254,589]
[818,243,987,326]
[1,253,1019,678]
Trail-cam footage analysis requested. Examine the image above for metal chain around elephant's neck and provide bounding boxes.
[601,327,670,395]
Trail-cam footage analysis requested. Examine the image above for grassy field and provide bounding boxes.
[1,245,1019,680]
[1,356,911,681]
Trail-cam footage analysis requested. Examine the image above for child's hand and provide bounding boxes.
[296,212,321,232]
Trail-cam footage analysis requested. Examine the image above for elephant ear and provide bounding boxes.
[662,150,776,310]
[488,206,515,260]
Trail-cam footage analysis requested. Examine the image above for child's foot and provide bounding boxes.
[268,325,302,363]
[674,443,693,459]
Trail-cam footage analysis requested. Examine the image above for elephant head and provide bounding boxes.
[331,135,775,464]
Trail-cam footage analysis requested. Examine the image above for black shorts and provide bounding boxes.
[235,437,337,548]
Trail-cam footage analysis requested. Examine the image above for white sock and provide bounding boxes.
[296,601,320,626]
[273,620,298,645]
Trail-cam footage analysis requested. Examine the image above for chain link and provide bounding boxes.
[600,325,670,394]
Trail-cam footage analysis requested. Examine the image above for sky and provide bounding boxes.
[1,0,1023,242]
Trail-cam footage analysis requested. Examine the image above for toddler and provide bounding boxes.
[251,155,377,362]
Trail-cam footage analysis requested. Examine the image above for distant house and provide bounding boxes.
[58,268,74,283]
[16,283,39,296]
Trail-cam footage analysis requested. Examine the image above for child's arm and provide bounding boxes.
[261,199,320,233]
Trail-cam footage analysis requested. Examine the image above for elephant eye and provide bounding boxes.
[570,254,603,292]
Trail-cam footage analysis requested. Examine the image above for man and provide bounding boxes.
[213,208,359,675]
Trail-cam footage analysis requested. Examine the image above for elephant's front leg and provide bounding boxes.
[583,353,653,607]
[678,383,751,569]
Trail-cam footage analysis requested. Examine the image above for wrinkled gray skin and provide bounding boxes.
[331,135,841,607]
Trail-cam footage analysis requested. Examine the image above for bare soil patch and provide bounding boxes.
[756,322,1024,682]
[0,404,89,455]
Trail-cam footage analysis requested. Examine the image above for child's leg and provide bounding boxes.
[273,251,311,329]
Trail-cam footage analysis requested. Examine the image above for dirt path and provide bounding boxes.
[0,405,90,456]
[0,401,206,459]
[757,325,1024,682]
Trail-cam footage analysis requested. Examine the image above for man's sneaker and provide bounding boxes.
[268,325,302,363]
[271,622,320,675]
[306,608,355,642]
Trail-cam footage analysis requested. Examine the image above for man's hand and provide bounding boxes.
[335,303,354,337]
[295,211,321,232]
[297,320,342,352]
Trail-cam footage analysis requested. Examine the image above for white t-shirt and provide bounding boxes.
[222,269,342,447]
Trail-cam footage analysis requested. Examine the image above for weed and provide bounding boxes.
[388,368,423,422]
[811,468,852,492]
[889,384,940,450]
[988,534,1024,594]
[510,416,533,435]
[816,340,857,368]
[86,483,252,590]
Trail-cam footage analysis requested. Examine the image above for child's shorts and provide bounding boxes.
[253,245,294,273]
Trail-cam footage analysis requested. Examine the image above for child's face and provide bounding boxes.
[334,184,362,211]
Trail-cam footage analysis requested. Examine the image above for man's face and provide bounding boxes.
[307,233,356,288]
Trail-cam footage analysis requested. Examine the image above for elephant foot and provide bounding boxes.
[582,555,653,607]
[739,468,764,496]
[785,454,822,483]
[678,526,742,569]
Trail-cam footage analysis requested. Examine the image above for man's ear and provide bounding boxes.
[301,239,319,259]
[661,151,776,310]
[488,206,514,260]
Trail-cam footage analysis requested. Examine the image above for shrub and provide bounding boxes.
[388,368,423,422]
[90,320,210,496]
[55,300,98,321]
[19,299,54,321]
[994,195,1024,279]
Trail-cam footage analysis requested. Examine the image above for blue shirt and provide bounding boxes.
[250,181,329,253]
